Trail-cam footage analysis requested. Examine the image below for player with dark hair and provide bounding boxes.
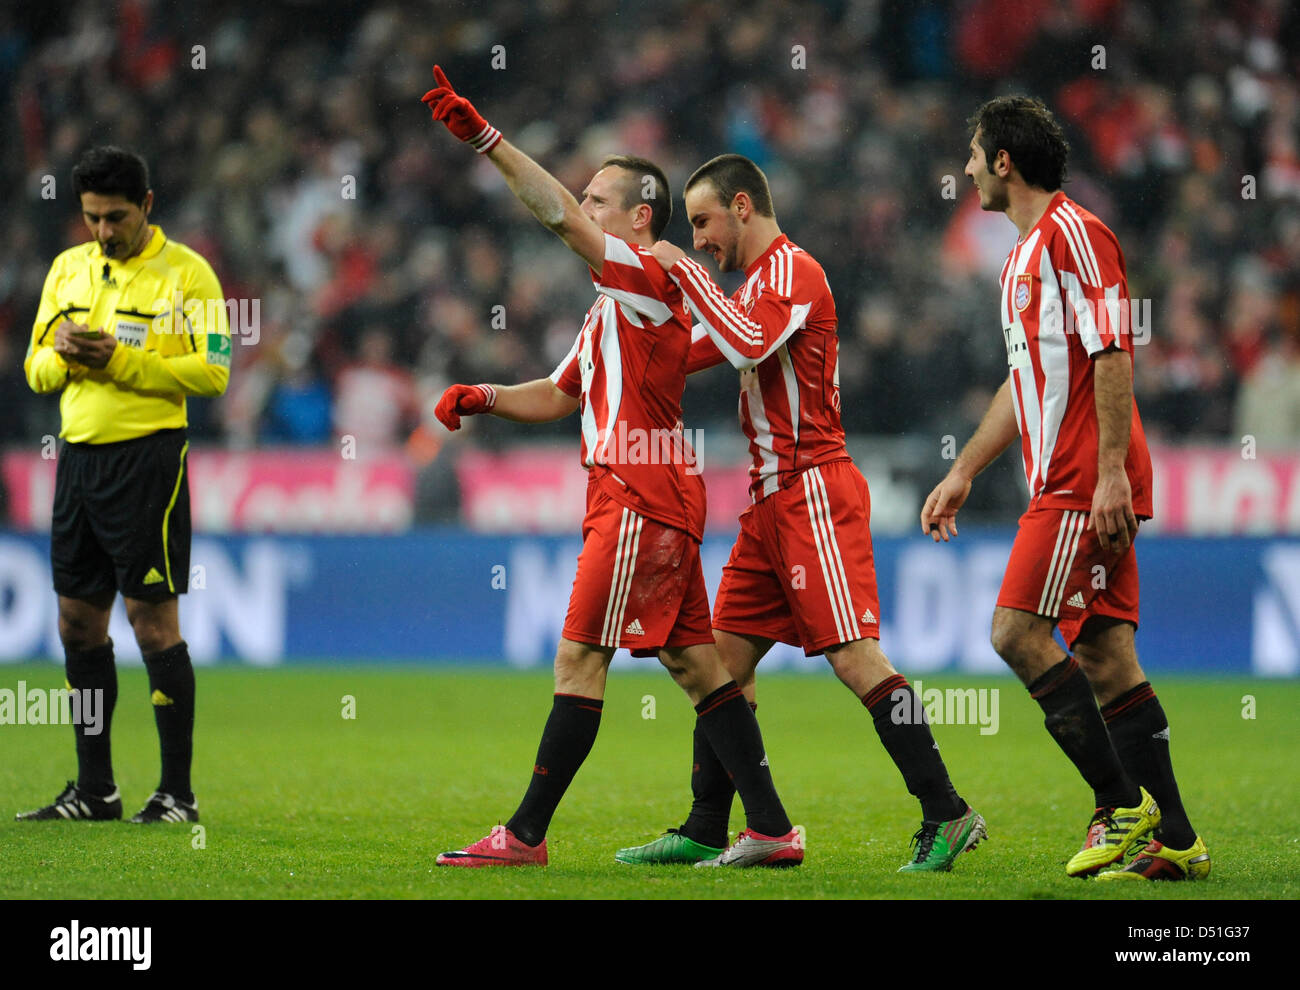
[18,145,231,824]
[920,95,1209,880]
[423,68,802,868]
[616,153,986,872]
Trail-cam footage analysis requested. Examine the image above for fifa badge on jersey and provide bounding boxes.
[1014,273,1033,313]
[114,319,148,349]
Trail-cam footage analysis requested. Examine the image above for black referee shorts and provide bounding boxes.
[51,428,191,603]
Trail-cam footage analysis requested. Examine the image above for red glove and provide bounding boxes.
[421,65,502,154]
[435,383,497,431]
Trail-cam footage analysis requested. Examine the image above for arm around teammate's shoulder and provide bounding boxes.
[664,254,807,371]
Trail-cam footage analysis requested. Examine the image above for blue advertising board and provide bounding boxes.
[0,530,1295,675]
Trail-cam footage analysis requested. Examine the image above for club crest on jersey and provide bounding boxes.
[1014,273,1033,312]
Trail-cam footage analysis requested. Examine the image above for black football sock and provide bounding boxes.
[695,683,790,838]
[863,674,966,822]
[142,641,196,802]
[1028,656,1138,810]
[1101,682,1196,848]
[679,702,752,849]
[506,693,603,847]
[65,639,117,796]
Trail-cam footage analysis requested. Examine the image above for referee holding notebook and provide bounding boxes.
[17,146,230,824]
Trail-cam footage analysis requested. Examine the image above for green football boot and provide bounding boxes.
[897,806,988,872]
[615,828,724,865]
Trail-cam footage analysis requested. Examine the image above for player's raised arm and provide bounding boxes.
[422,65,605,273]
[920,380,1020,542]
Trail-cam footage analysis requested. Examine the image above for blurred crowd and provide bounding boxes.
[2,0,1300,471]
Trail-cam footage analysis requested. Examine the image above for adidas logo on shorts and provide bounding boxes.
[860,608,876,624]
[1065,591,1086,608]
[624,618,645,636]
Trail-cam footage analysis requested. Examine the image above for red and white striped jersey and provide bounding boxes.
[999,191,1153,516]
[550,232,706,541]
[670,234,848,500]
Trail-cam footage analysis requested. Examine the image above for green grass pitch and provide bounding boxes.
[0,664,1294,901]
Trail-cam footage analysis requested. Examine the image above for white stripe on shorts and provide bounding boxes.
[601,508,643,647]
[1038,510,1087,617]
[802,466,860,644]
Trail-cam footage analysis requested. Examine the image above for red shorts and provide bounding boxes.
[996,506,1140,647]
[561,485,713,657]
[713,460,881,656]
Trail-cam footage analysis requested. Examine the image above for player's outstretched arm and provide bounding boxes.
[920,379,1019,542]
[1090,348,1138,553]
[435,379,578,431]
[421,66,605,273]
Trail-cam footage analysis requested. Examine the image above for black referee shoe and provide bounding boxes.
[16,780,122,821]
[129,791,199,824]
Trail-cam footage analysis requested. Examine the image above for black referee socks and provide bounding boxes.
[142,640,196,802]
[65,639,118,797]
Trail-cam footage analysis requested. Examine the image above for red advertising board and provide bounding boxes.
[1147,445,1300,534]
[6,443,1295,535]
[2,449,415,532]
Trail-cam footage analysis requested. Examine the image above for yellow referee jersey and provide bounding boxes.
[25,225,231,443]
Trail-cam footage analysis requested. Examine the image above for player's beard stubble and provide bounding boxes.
[977,177,1010,213]
[715,213,745,272]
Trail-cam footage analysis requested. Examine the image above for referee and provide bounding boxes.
[17,146,230,824]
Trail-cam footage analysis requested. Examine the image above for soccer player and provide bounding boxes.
[921,96,1209,880]
[423,67,801,868]
[616,154,986,872]
[18,146,230,824]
